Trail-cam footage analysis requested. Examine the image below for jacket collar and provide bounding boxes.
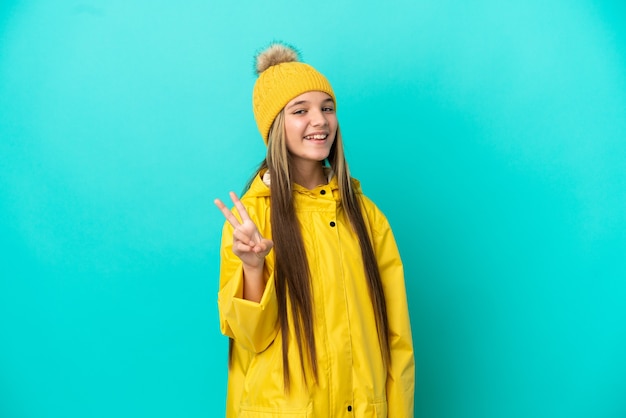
[247,168,360,198]
[262,167,334,187]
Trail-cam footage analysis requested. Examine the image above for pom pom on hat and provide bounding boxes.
[252,42,336,144]
[255,43,300,75]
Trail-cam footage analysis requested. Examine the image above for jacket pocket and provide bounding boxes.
[373,399,388,417]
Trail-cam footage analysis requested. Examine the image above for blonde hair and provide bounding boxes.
[244,111,391,391]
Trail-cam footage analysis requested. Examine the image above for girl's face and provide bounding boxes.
[283,91,337,167]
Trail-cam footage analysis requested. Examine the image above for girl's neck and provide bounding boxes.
[292,162,327,190]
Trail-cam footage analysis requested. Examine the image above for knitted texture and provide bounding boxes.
[253,61,335,144]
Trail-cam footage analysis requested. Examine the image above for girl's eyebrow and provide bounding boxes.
[286,98,334,110]
[286,100,309,109]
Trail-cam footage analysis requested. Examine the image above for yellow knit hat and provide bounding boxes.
[252,43,336,144]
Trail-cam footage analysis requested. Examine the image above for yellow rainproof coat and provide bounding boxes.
[218,172,414,417]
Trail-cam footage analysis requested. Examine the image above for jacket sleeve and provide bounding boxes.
[217,218,279,354]
[372,208,415,417]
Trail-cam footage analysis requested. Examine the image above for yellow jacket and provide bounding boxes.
[218,172,414,417]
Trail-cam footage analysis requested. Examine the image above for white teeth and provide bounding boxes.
[305,134,327,140]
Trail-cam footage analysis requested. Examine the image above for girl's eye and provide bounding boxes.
[293,109,306,115]
[323,107,335,112]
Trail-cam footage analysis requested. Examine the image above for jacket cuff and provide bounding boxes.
[218,265,279,353]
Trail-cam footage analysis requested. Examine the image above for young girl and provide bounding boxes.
[214,42,414,417]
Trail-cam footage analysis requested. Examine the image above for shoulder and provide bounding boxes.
[362,196,390,228]
[352,180,392,232]
[350,176,378,210]
[241,171,271,201]
[229,172,271,223]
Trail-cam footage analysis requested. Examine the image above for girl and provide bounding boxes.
[214,42,414,417]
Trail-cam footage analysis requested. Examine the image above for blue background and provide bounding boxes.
[1,1,625,417]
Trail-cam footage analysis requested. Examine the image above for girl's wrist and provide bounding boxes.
[243,259,265,272]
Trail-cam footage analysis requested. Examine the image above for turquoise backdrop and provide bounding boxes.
[1,1,625,417]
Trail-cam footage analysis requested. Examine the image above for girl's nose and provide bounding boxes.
[311,110,328,127]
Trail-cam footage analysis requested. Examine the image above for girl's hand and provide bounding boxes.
[214,192,273,269]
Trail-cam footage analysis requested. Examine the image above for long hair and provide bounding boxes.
[244,111,390,391]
